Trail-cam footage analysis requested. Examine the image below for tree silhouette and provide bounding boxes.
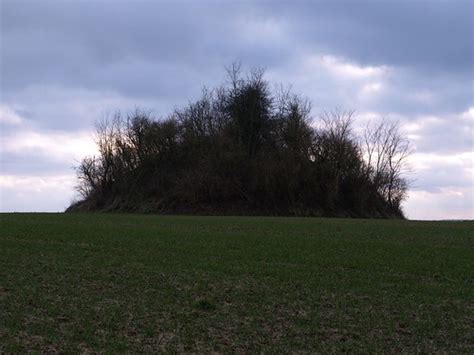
[68,66,411,218]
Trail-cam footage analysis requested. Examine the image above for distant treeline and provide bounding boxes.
[67,65,411,217]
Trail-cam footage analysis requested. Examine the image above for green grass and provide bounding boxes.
[1,213,473,353]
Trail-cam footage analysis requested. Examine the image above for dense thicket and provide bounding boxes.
[67,66,411,217]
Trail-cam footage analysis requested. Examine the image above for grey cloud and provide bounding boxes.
[2,0,472,116]
[257,0,473,73]
[1,86,165,130]
[412,160,473,193]
[1,1,287,97]
[365,69,473,116]
[411,120,473,155]
[6,0,470,97]
[0,151,74,176]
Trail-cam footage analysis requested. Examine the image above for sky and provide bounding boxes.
[0,0,473,220]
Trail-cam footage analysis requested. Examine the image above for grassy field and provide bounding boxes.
[0,213,473,352]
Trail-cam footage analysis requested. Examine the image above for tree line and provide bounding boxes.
[67,65,411,218]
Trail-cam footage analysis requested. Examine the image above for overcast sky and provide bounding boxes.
[1,0,473,219]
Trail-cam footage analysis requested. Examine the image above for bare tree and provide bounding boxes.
[313,109,361,176]
[363,118,412,208]
[75,156,100,199]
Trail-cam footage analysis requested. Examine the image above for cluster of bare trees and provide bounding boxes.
[68,66,411,218]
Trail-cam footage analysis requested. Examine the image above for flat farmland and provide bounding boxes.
[0,213,472,352]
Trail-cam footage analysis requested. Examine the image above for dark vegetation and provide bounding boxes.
[1,214,473,352]
[68,65,411,217]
